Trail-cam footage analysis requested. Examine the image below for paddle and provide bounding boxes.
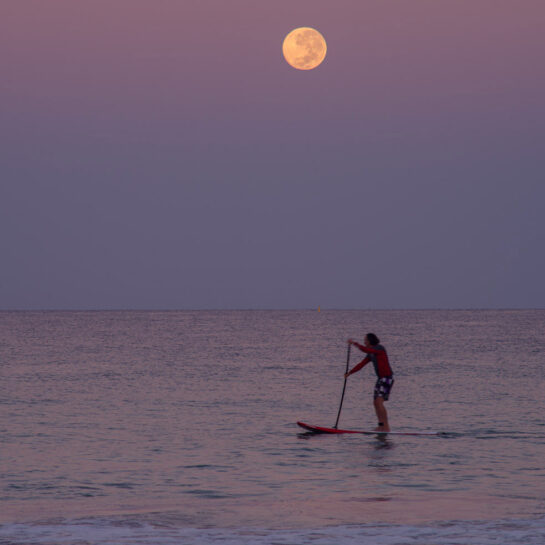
[333,343,351,429]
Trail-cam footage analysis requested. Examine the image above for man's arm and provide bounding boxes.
[350,341,381,354]
[345,357,370,377]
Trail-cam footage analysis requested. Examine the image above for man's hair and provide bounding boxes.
[366,333,380,346]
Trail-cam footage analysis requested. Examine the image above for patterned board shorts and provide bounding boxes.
[374,376,394,400]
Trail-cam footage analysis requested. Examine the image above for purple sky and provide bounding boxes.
[1,0,544,309]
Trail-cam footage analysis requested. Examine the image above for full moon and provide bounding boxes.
[282,27,327,70]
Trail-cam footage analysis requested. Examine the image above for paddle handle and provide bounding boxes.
[334,343,351,429]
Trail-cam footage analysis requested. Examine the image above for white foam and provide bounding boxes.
[1,517,544,545]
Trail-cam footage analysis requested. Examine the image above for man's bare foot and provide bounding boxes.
[374,424,390,432]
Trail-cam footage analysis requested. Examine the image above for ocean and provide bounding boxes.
[1,309,544,544]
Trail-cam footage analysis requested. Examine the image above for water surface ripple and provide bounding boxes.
[1,310,544,542]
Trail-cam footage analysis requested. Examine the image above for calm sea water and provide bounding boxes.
[1,310,544,544]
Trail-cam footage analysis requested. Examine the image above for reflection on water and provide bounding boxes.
[373,435,393,450]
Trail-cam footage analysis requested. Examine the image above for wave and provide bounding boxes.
[1,515,544,545]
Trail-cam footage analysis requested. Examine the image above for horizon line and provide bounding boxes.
[1,307,544,312]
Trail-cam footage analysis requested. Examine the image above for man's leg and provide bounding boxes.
[373,397,390,432]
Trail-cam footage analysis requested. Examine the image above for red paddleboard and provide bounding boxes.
[297,421,443,436]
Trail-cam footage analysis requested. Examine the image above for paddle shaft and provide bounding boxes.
[334,343,351,429]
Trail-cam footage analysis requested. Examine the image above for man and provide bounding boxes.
[345,333,394,432]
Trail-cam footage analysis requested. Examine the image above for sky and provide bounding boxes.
[1,0,544,310]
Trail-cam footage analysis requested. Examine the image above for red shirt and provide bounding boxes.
[351,342,393,378]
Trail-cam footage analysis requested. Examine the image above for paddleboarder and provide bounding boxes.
[345,333,394,432]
